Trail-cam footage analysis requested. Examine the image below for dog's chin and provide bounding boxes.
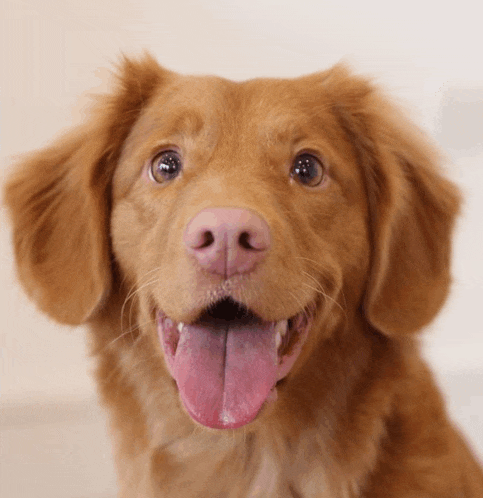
[156,297,313,429]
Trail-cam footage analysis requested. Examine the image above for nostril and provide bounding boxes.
[238,231,256,250]
[198,231,215,249]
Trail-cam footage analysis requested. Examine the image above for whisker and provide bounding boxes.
[301,280,344,316]
[294,255,330,272]
[293,256,346,315]
[104,316,157,352]
[300,270,346,316]
[287,289,306,316]
[120,265,163,318]
[101,332,148,384]
[121,276,159,339]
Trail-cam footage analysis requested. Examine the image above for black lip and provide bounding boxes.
[155,296,313,332]
[200,297,260,325]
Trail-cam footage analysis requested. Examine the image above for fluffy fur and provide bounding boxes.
[4,53,483,497]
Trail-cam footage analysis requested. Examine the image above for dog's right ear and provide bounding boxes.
[4,53,170,325]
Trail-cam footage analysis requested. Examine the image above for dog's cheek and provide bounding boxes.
[111,201,151,278]
[308,193,371,306]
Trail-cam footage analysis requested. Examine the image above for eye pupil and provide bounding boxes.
[150,151,182,183]
[292,153,324,186]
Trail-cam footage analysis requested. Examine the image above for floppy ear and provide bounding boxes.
[329,66,462,336]
[4,53,168,325]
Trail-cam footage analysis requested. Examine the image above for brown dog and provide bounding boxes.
[4,53,483,497]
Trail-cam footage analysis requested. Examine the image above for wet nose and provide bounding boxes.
[184,208,271,278]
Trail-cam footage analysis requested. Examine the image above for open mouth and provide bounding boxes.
[157,298,312,429]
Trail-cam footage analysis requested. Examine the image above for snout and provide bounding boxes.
[183,208,271,278]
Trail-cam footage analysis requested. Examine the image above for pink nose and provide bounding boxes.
[184,208,271,278]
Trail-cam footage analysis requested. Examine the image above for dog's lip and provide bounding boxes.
[156,300,313,377]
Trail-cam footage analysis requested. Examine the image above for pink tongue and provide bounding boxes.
[173,319,278,429]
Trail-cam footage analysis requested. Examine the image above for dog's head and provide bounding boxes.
[4,54,461,429]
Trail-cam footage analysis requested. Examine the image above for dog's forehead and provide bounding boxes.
[158,72,313,109]
[144,73,331,144]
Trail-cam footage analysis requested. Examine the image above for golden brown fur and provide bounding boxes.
[4,53,483,497]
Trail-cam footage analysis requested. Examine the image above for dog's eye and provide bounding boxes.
[149,150,182,184]
[290,153,324,187]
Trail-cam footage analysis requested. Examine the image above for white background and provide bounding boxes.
[1,1,482,497]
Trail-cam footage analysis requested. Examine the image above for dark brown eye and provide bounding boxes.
[290,153,324,187]
[149,150,182,184]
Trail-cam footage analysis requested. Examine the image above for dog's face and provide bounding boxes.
[4,55,460,433]
[110,73,371,428]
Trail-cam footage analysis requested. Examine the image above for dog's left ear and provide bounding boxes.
[4,53,169,325]
[327,66,462,336]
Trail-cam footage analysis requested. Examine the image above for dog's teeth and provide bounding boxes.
[275,319,289,337]
[275,331,282,349]
[177,322,184,333]
[275,320,288,349]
